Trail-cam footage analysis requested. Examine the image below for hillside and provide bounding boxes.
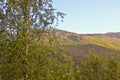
[55,30,120,50]
[54,30,120,62]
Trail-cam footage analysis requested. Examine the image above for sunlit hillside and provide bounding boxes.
[54,30,120,63]
[55,30,120,50]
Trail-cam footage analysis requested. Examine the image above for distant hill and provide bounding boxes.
[54,30,120,50]
[55,30,120,40]
[85,32,120,38]
[54,30,120,63]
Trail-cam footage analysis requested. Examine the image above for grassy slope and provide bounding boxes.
[79,36,120,50]
[55,30,120,51]
[54,30,120,63]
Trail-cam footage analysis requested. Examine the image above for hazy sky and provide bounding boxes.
[53,0,120,34]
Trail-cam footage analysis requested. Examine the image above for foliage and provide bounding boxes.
[1,0,120,80]
[0,0,74,80]
[74,66,83,80]
[75,53,120,80]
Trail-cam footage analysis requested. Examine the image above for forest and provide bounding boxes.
[0,0,120,80]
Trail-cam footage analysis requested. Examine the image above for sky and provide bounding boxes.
[53,0,120,34]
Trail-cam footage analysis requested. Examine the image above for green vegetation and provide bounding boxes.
[0,0,120,80]
[0,0,74,80]
[75,53,120,80]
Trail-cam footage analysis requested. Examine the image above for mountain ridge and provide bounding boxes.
[55,29,120,39]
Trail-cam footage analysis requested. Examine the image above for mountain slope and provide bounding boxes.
[55,30,120,50]
[54,30,120,62]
